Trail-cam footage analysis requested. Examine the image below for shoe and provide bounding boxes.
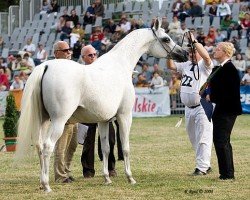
[68,176,75,181]
[206,167,212,174]
[118,157,124,161]
[83,171,95,178]
[109,169,117,177]
[192,168,206,176]
[62,178,72,183]
[219,175,235,180]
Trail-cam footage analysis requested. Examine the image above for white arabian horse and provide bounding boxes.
[16,19,188,192]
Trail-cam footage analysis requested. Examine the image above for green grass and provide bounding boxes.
[0,115,249,200]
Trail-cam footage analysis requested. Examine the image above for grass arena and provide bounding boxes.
[0,115,249,199]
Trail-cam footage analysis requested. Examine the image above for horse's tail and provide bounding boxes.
[15,64,48,159]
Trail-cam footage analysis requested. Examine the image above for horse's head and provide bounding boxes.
[149,18,188,62]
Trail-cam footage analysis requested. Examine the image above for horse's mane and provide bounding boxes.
[109,28,151,53]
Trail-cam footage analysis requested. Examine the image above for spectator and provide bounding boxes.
[0,67,9,91]
[19,71,29,86]
[130,19,140,32]
[104,19,117,34]
[215,29,226,43]
[161,16,169,33]
[230,36,240,53]
[0,35,4,53]
[39,0,50,19]
[172,0,183,16]
[220,14,238,40]
[83,3,95,26]
[34,44,48,66]
[110,26,125,43]
[206,27,217,45]
[69,9,79,27]
[70,23,84,48]
[241,66,250,85]
[176,22,189,45]
[216,0,231,20]
[53,41,77,183]
[51,16,66,33]
[204,38,214,53]
[11,54,22,73]
[72,39,83,61]
[238,13,250,39]
[169,73,181,109]
[245,43,250,61]
[120,16,131,33]
[22,38,36,56]
[20,53,35,74]
[168,16,181,39]
[60,8,70,22]
[0,57,7,68]
[232,53,246,79]
[141,62,152,83]
[178,0,191,22]
[150,71,164,89]
[91,34,102,51]
[90,26,104,42]
[153,63,167,80]
[94,0,105,17]
[60,21,72,41]
[208,1,218,25]
[9,75,24,91]
[80,44,118,178]
[48,0,60,17]
[189,0,203,19]
[135,73,150,87]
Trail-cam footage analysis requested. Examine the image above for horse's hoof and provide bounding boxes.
[104,177,112,185]
[44,188,52,193]
[129,178,136,185]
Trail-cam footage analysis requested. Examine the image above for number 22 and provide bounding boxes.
[182,74,192,87]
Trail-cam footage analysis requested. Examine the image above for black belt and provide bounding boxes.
[188,104,200,109]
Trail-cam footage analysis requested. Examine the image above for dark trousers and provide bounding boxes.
[212,114,237,178]
[81,122,116,175]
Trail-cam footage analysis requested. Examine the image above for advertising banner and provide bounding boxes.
[133,87,170,117]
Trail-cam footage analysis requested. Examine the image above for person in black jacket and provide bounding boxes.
[208,42,242,180]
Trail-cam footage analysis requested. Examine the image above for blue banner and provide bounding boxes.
[240,85,250,114]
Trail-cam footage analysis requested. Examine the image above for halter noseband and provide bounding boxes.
[151,28,177,57]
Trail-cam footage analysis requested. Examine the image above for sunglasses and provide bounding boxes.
[56,48,72,52]
[85,53,97,58]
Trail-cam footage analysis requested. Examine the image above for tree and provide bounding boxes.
[3,93,19,137]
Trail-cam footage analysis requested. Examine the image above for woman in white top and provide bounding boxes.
[168,16,181,39]
[34,44,48,66]
[232,53,246,79]
[150,71,164,89]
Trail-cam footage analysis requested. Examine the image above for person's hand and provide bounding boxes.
[206,94,210,102]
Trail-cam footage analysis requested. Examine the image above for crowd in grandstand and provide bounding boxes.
[0,0,250,100]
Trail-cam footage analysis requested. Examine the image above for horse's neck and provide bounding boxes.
[110,29,153,72]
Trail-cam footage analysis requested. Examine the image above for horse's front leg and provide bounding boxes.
[117,113,136,184]
[98,122,112,184]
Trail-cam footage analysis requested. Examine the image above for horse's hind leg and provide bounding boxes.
[40,120,65,192]
[117,114,136,184]
[98,122,112,184]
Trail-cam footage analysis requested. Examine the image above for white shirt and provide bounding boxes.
[150,76,164,88]
[36,49,47,61]
[10,80,24,90]
[216,3,231,17]
[22,43,36,53]
[242,73,250,83]
[176,59,213,107]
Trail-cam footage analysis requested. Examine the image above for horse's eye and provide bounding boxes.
[162,37,170,43]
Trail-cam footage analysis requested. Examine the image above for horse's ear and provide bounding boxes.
[154,18,159,30]
[158,17,162,29]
